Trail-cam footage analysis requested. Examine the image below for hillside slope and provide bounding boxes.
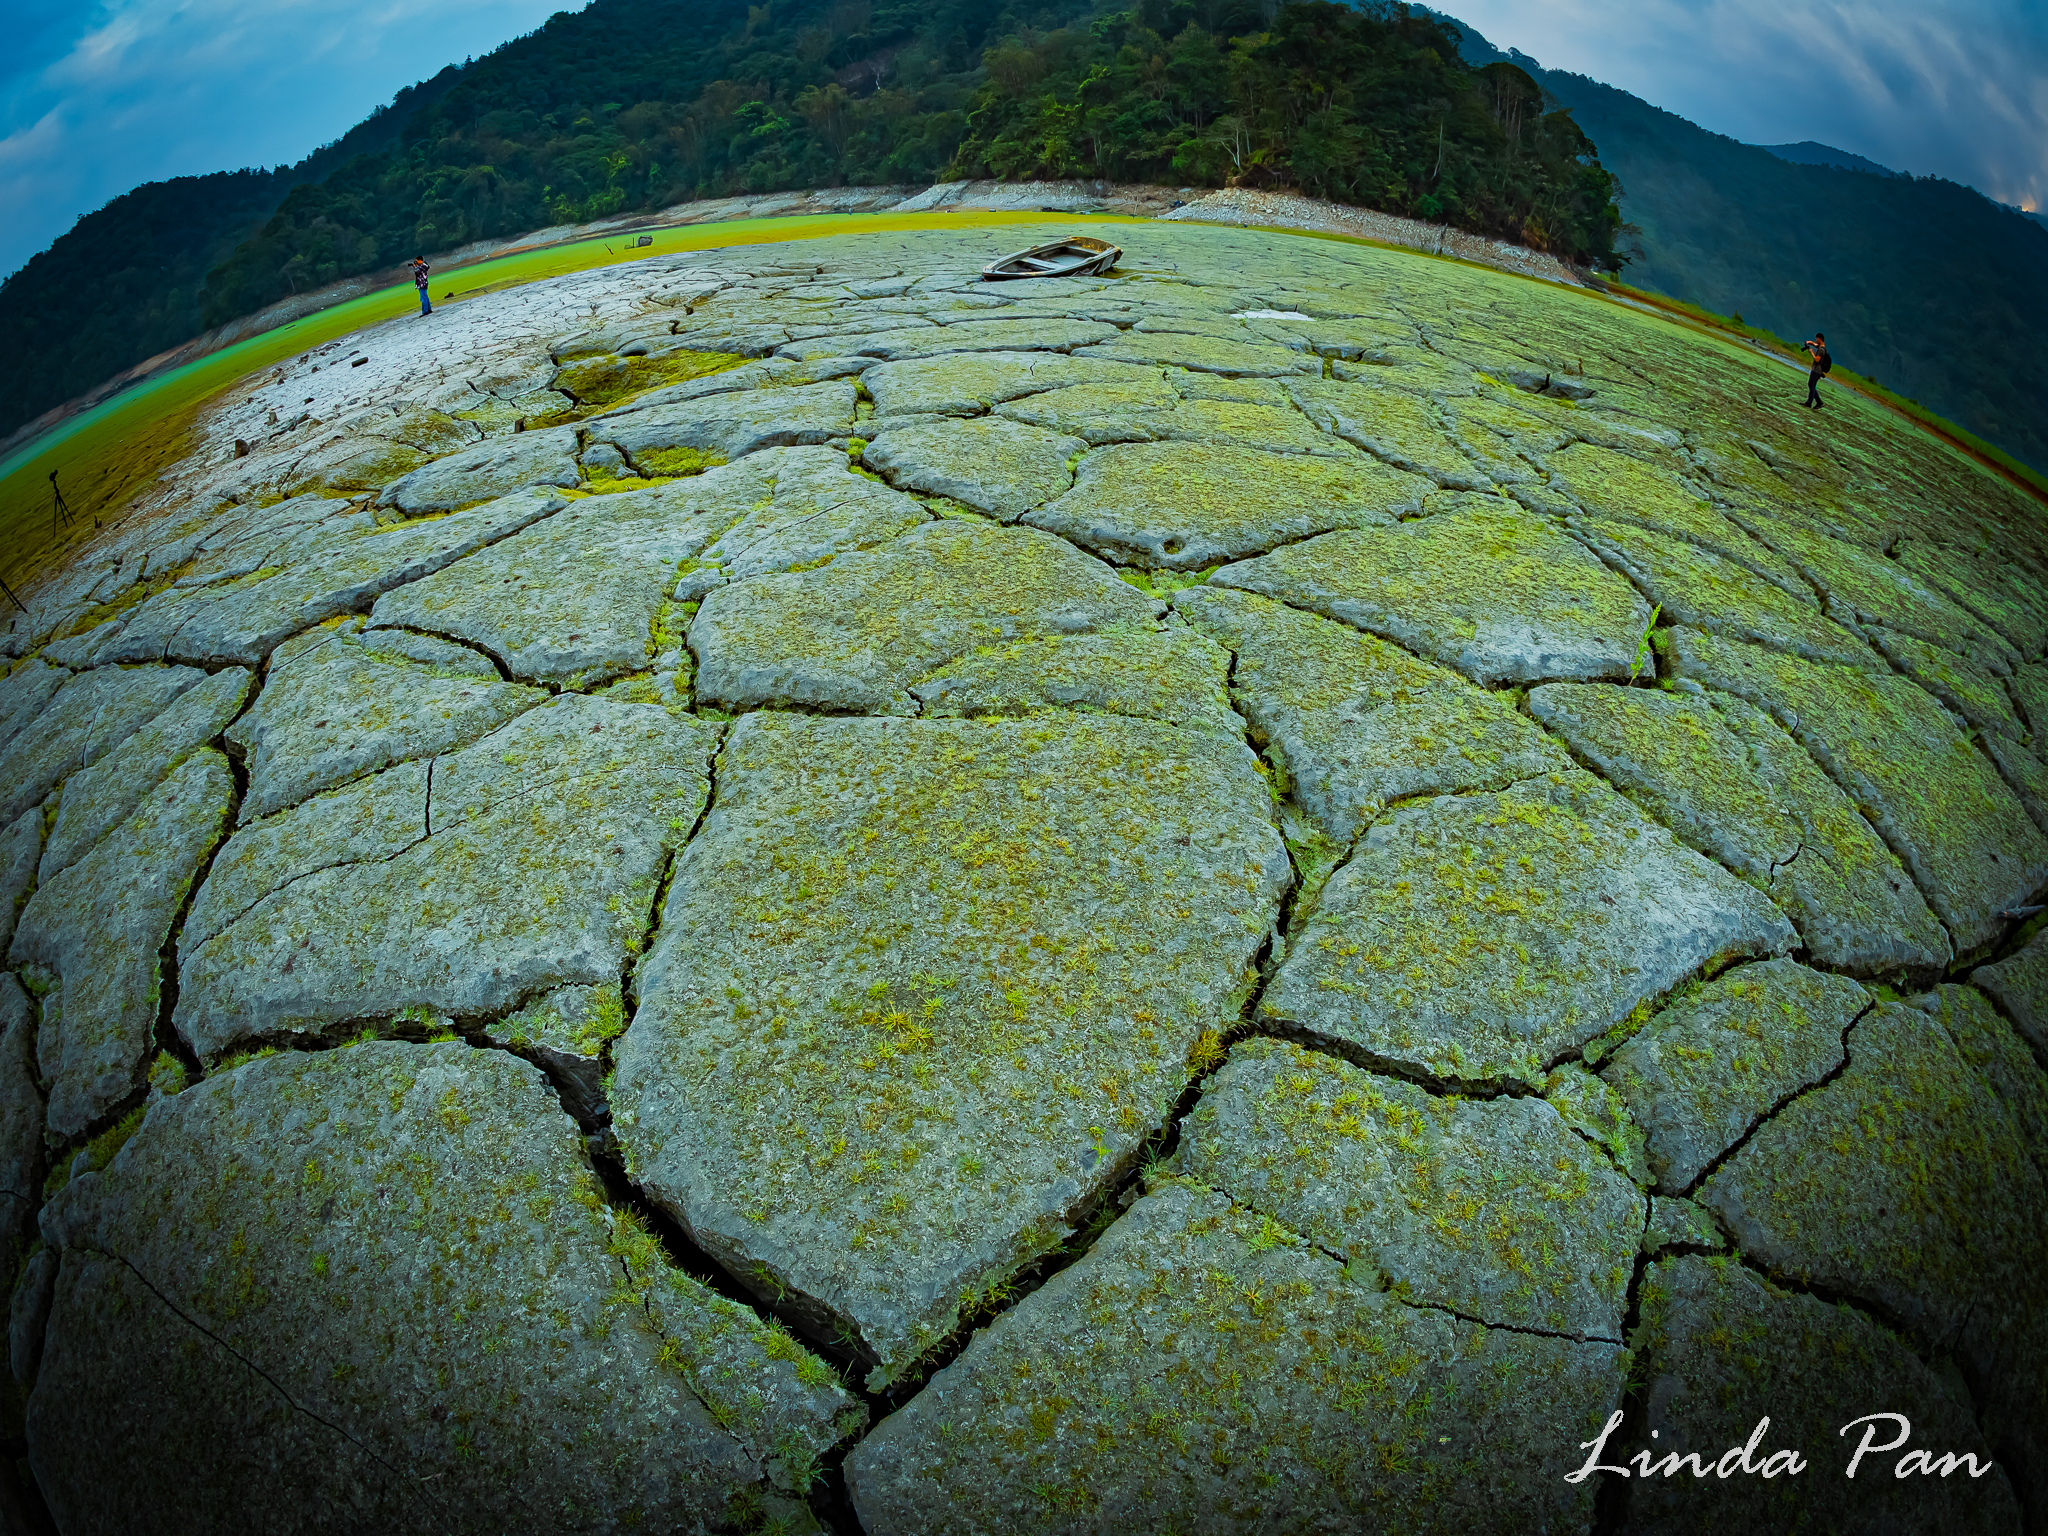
[0,66,469,445]
[1445,22,2048,470]
[1760,141,1904,177]
[0,0,1618,448]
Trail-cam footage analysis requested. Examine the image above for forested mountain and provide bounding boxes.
[0,66,469,441]
[8,0,2043,473]
[1759,141,1902,178]
[0,0,1620,445]
[1446,25,2048,471]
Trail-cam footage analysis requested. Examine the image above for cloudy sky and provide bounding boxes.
[1447,0,2048,216]
[2,0,2044,277]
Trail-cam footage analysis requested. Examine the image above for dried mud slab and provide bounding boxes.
[1260,769,1794,1086]
[1029,439,1427,570]
[0,659,68,752]
[1694,991,2048,1522]
[861,349,1142,415]
[1573,516,1874,667]
[99,488,567,668]
[376,425,580,513]
[589,379,856,462]
[9,751,233,1139]
[0,978,42,1267]
[1176,1037,1643,1337]
[176,697,714,1058]
[842,1180,1623,1535]
[1179,585,1564,842]
[229,622,542,821]
[1075,328,1320,377]
[1664,626,2048,953]
[661,444,931,590]
[38,667,252,880]
[862,416,1085,518]
[1528,681,1949,973]
[1214,500,1651,685]
[28,1043,857,1536]
[1285,376,1488,487]
[0,663,206,826]
[1974,932,2048,1056]
[612,712,1288,1381]
[0,810,39,955]
[1598,958,1868,1192]
[690,519,1159,714]
[908,625,1238,732]
[367,482,725,687]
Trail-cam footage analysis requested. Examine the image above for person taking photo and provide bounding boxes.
[1802,332,1831,409]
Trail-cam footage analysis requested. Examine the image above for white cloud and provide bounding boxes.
[0,0,574,278]
[1444,0,2048,211]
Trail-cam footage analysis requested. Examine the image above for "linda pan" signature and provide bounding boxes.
[1566,1411,2000,1483]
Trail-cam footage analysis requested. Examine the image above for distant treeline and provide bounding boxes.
[0,0,1623,443]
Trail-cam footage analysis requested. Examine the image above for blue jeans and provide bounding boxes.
[417,285,431,315]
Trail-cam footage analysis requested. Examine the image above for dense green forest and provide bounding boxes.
[200,0,1621,323]
[1447,22,2048,472]
[0,67,468,443]
[0,0,1621,444]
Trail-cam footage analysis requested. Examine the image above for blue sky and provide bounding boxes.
[2,0,2044,278]
[0,0,575,277]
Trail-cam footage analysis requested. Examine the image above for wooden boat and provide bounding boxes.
[981,236,1122,281]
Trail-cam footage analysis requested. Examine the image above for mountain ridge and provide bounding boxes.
[1439,19,2048,470]
[3,0,2043,470]
[1758,140,1903,177]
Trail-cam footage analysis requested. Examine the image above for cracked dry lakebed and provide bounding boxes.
[0,218,2043,1535]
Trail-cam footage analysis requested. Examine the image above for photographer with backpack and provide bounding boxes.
[1802,332,1831,408]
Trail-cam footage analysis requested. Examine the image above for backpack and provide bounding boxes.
[1818,350,1832,374]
